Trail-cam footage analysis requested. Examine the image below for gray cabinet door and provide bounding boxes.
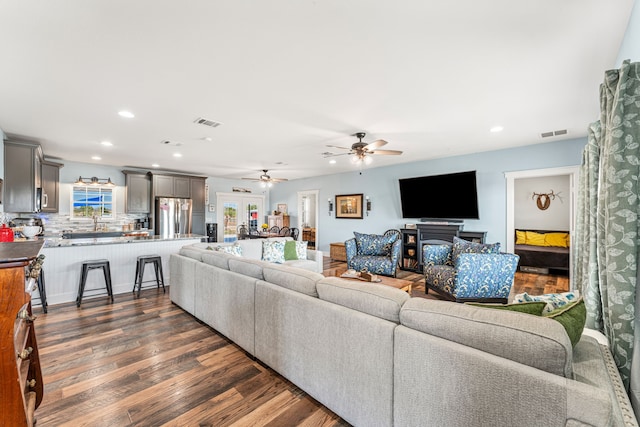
[126,173,151,213]
[41,161,62,212]
[4,141,42,213]
[190,178,206,212]
[153,175,174,197]
[192,212,205,236]
[173,177,191,198]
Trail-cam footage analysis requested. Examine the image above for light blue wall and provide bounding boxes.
[204,177,269,223]
[617,0,640,65]
[269,138,586,252]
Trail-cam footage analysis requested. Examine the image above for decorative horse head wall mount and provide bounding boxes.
[532,190,562,210]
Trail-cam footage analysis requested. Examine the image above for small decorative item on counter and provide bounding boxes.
[262,223,268,230]
[0,224,14,242]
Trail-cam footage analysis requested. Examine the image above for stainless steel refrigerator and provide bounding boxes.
[155,197,192,238]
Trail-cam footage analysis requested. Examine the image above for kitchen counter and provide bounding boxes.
[42,234,204,248]
[0,240,44,264]
[37,235,203,306]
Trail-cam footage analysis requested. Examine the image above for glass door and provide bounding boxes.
[216,193,265,242]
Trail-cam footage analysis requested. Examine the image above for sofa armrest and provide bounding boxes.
[306,249,324,273]
[345,238,357,265]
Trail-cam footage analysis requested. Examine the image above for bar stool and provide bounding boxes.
[76,259,114,307]
[33,268,48,313]
[133,255,165,297]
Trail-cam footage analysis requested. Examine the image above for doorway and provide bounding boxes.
[216,192,265,242]
[297,190,319,249]
[505,166,579,289]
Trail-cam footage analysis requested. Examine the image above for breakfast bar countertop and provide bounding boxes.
[42,234,205,248]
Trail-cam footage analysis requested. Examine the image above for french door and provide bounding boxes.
[216,193,265,242]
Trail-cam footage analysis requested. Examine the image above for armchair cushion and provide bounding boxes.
[451,236,500,266]
[422,244,453,267]
[353,231,398,256]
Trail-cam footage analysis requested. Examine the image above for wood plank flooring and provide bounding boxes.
[33,257,568,426]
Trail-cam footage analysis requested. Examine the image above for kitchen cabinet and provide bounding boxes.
[4,141,43,213]
[190,178,206,235]
[152,174,191,198]
[123,171,151,213]
[41,161,63,213]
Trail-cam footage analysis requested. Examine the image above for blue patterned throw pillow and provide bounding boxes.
[262,240,285,263]
[451,236,500,266]
[353,232,397,256]
[215,244,242,256]
[513,290,581,314]
[295,241,308,260]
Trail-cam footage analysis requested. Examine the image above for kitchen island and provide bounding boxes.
[39,234,203,306]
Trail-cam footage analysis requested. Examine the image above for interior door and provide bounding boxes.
[216,193,265,242]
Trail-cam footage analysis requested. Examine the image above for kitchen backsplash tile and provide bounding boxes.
[4,212,149,236]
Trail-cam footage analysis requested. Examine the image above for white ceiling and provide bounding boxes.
[0,1,634,181]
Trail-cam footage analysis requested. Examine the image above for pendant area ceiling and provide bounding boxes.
[0,0,634,181]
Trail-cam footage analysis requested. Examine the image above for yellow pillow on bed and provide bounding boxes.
[545,232,570,248]
[525,231,546,246]
[515,230,527,244]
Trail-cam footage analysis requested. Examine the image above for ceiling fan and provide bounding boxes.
[242,169,288,187]
[324,132,403,164]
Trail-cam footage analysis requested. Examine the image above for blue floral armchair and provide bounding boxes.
[423,237,519,303]
[345,231,402,277]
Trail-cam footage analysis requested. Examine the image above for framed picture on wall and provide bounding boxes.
[277,203,288,214]
[335,194,363,219]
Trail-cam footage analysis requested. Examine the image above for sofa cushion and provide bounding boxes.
[282,259,318,272]
[295,240,308,260]
[353,231,397,256]
[228,258,265,280]
[284,240,298,260]
[214,243,242,256]
[262,263,323,297]
[513,290,581,313]
[543,297,586,347]
[399,298,573,378]
[235,239,264,260]
[179,247,204,261]
[451,236,500,266]
[317,277,409,323]
[262,240,286,263]
[201,251,233,270]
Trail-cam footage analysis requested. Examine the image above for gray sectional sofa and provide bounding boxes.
[170,242,638,427]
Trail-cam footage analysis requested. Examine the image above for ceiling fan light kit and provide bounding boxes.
[242,169,287,187]
[325,132,403,166]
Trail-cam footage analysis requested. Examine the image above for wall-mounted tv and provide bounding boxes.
[399,170,479,220]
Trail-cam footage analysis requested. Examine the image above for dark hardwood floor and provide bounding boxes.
[33,257,568,426]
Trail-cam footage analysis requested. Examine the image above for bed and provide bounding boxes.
[514,229,570,275]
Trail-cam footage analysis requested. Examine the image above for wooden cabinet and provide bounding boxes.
[152,174,191,198]
[268,214,290,229]
[400,225,486,272]
[0,241,45,427]
[41,161,63,213]
[4,141,43,213]
[123,171,151,213]
[330,242,347,261]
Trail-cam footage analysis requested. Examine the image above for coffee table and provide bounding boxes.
[333,268,413,294]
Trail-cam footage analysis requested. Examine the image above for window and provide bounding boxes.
[71,186,115,219]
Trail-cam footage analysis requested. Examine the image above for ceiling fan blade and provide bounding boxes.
[370,149,403,155]
[326,144,352,150]
[241,178,260,181]
[364,139,388,150]
[323,152,351,158]
[270,178,288,182]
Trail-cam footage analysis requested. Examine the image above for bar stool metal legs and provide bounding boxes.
[133,255,165,297]
[35,268,48,313]
[76,259,114,307]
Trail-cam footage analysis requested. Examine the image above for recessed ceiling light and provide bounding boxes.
[118,110,135,118]
[152,163,160,168]
[91,155,102,160]
[173,153,182,158]
[201,137,213,142]
[329,159,337,164]
[490,126,504,133]
[100,141,113,146]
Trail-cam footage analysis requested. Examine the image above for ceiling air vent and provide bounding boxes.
[540,129,568,138]
[193,117,222,128]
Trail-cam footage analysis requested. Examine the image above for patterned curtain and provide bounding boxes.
[574,60,639,401]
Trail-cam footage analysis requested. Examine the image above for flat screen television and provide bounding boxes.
[399,170,479,220]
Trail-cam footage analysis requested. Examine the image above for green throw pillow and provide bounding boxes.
[543,297,586,347]
[284,240,298,260]
[466,301,547,316]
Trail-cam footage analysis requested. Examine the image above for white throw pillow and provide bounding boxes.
[295,241,308,260]
[262,240,285,263]
[215,244,242,256]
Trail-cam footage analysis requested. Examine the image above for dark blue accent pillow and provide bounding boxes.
[353,231,397,256]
